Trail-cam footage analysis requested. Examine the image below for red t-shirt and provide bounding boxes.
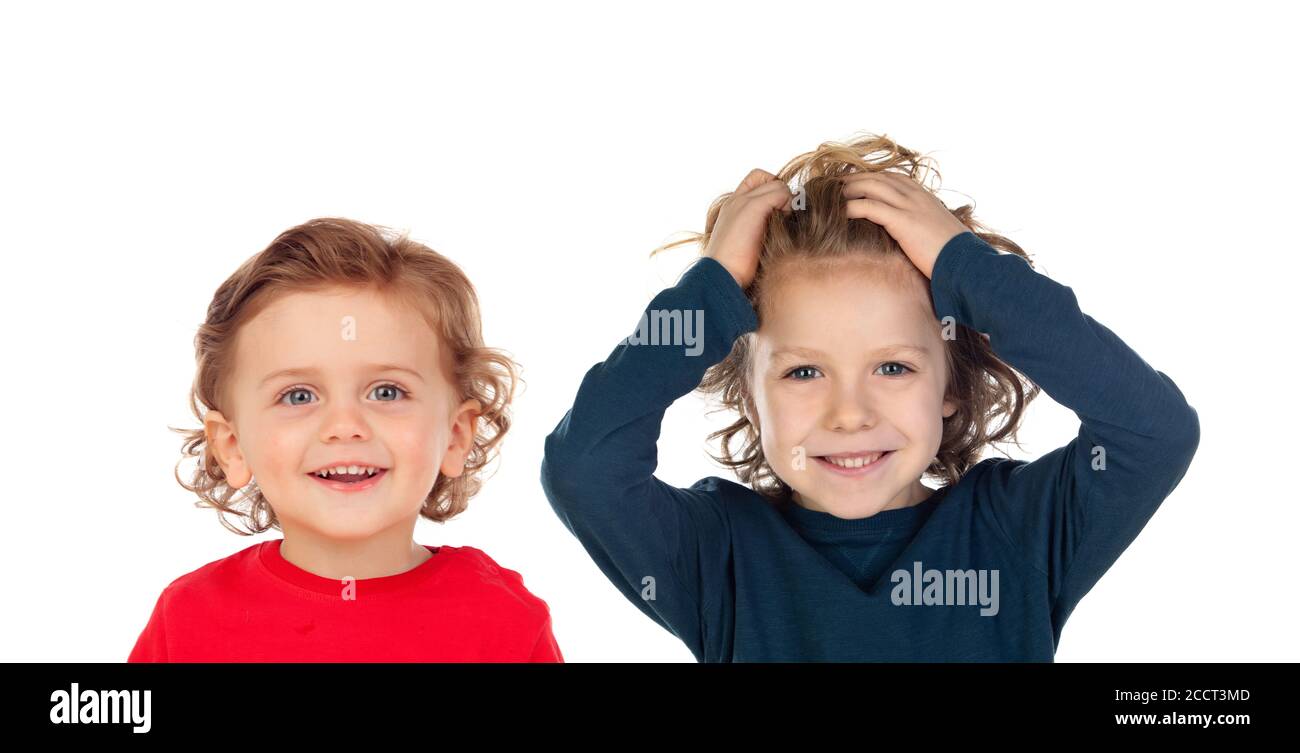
[128,539,563,662]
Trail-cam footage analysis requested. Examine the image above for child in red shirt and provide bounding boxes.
[129,217,561,662]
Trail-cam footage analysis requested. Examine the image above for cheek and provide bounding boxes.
[385,415,445,468]
[756,389,828,484]
[247,416,310,472]
[236,417,312,506]
[893,387,947,444]
[894,394,934,422]
[756,388,816,450]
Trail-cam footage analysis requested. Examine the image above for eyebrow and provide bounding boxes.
[258,363,426,388]
[769,344,932,361]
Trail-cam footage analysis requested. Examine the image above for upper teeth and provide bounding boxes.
[824,452,884,468]
[314,465,380,478]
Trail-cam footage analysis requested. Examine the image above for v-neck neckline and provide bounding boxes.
[777,485,952,596]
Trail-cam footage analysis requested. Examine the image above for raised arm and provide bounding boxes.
[541,254,759,659]
[930,230,1200,641]
[543,169,790,660]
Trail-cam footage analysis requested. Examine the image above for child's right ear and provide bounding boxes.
[204,410,252,488]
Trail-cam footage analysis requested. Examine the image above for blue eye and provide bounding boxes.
[783,366,822,380]
[877,362,913,377]
[278,387,316,406]
[370,384,407,401]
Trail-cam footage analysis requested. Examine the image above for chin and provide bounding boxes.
[297,513,398,542]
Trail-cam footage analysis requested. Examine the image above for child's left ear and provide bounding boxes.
[439,398,483,478]
[941,399,958,420]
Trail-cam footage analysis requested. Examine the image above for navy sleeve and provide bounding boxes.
[540,256,758,660]
[929,231,1200,640]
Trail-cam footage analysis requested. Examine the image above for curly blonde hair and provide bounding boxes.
[651,132,1041,500]
[170,217,519,534]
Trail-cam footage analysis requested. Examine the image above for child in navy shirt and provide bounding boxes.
[541,134,1198,661]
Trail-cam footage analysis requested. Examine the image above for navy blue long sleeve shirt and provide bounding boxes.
[541,231,1200,661]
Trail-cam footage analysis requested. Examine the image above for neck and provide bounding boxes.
[278,520,429,580]
[793,478,933,517]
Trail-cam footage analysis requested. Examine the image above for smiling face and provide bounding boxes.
[203,284,481,545]
[747,258,956,518]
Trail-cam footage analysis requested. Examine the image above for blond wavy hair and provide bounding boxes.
[171,217,519,534]
[651,132,1041,500]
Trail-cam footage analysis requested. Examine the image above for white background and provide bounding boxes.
[1,0,1294,662]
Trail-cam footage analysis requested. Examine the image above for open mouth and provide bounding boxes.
[307,466,389,491]
[813,450,894,475]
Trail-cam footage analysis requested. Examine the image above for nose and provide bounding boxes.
[827,377,878,433]
[320,397,372,442]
